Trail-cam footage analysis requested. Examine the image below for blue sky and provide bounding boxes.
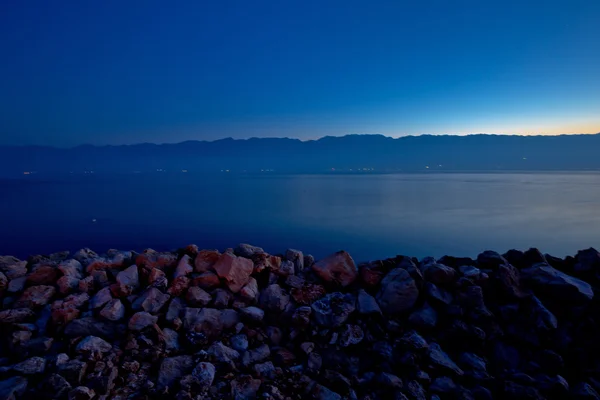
[1,0,599,146]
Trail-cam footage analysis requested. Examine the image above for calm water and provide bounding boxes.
[1,173,600,261]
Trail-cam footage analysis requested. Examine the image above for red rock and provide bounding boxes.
[27,265,58,286]
[78,276,94,293]
[51,307,80,326]
[290,283,327,305]
[85,257,113,273]
[213,253,254,293]
[148,268,168,287]
[168,276,190,296]
[57,276,80,295]
[252,253,281,273]
[192,271,221,289]
[312,251,358,287]
[2,260,28,280]
[135,249,177,269]
[129,312,158,331]
[186,287,212,307]
[0,308,36,323]
[14,285,56,308]
[359,261,387,287]
[181,244,199,256]
[194,250,221,273]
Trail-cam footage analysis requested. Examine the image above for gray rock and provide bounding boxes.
[260,284,290,313]
[292,306,312,327]
[157,355,195,391]
[100,299,125,321]
[166,297,185,322]
[163,328,180,352]
[234,243,264,258]
[213,288,232,308]
[376,268,419,314]
[128,311,158,331]
[430,377,457,394]
[90,287,113,309]
[311,292,355,328]
[231,375,262,400]
[132,287,170,314]
[278,260,295,276]
[459,352,487,372]
[7,276,27,293]
[357,289,382,315]
[57,360,88,385]
[116,265,139,288]
[207,341,240,363]
[428,343,464,376]
[242,344,270,367]
[40,374,71,398]
[339,324,364,347]
[0,308,35,323]
[286,249,304,274]
[240,277,259,302]
[58,259,84,278]
[408,303,438,329]
[76,336,112,353]
[68,386,95,400]
[230,334,249,352]
[191,362,216,392]
[14,285,56,308]
[254,361,276,379]
[312,384,342,400]
[521,263,594,303]
[240,307,265,322]
[308,352,322,370]
[185,287,212,307]
[0,376,28,400]
[422,263,456,285]
[64,317,123,340]
[13,357,46,375]
[174,255,193,279]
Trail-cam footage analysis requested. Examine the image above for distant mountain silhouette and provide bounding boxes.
[1,133,600,177]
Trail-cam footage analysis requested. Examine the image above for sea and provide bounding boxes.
[2,172,599,262]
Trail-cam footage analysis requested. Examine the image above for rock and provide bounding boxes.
[571,382,600,399]
[477,250,508,270]
[574,248,600,273]
[157,355,195,391]
[425,282,454,306]
[194,249,221,272]
[58,259,84,278]
[312,384,342,400]
[376,268,419,314]
[308,352,322,370]
[57,276,80,295]
[174,255,194,279]
[163,327,180,351]
[129,311,158,331]
[26,265,58,286]
[428,343,464,376]
[7,276,27,293]
[13,357,46,375]
[240,277,259,302]
[207,342,240,363]
[278,260,295,276]
[168,276,190,296]
[184,308,225,338]
[213,288,232,308]
[312,251,357,287]
[292,306,312,327]
[68,386,95,400]
[399,331,429,352]
[286,249,304,274]
[58,360,88,385]
[231,375,262,400]
[40,374,71,399]
[408,302,438,329]
[422,263,456,285]
[235,244,264,258]
[254,361,276,379]
[78,276,94,293]
[339,324,364,347]
[253,253,282,273]
[260,284,291,313]
[430,376,457,394]
[76,336,112,353]
[0,308,35,323]
[135,249,178,269]
[521,263,594,303]
[132,287,170,313]
[290,282,327,305]
[230,334,249,352]
[148,267,168,289]
[184,287,211,307]
[242,344,271,367]
[191,362,215,392]
[311,292,355,328]
[213,253,254,293]
[166,297,185,322]
[459,352,487,372]
[115,265,139,293]
[240,306,265,322]
[192,271,220,289]
[0,376,28,400]
[460,265,482,280]
[99,299,125,321]
[14,285,56,308]
[2,260,28,280]
[64,317,124,340]
[356,289,382,315]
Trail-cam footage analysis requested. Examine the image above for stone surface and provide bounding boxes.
[312,251,358,287]
[213,253,254,293]
[376,268,419,314]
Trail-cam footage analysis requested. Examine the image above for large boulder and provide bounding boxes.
[376,268,419,314]
[521,263,594,303]
[312,251,358,287]
[213,253,254,293]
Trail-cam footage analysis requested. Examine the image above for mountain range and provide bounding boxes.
[1,133,600,177]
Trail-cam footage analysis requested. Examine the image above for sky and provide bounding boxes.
[0,0,599,146]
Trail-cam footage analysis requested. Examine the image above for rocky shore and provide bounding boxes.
[1,245,600,400]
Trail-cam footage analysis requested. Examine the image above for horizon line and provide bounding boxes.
[3,131,600,149]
